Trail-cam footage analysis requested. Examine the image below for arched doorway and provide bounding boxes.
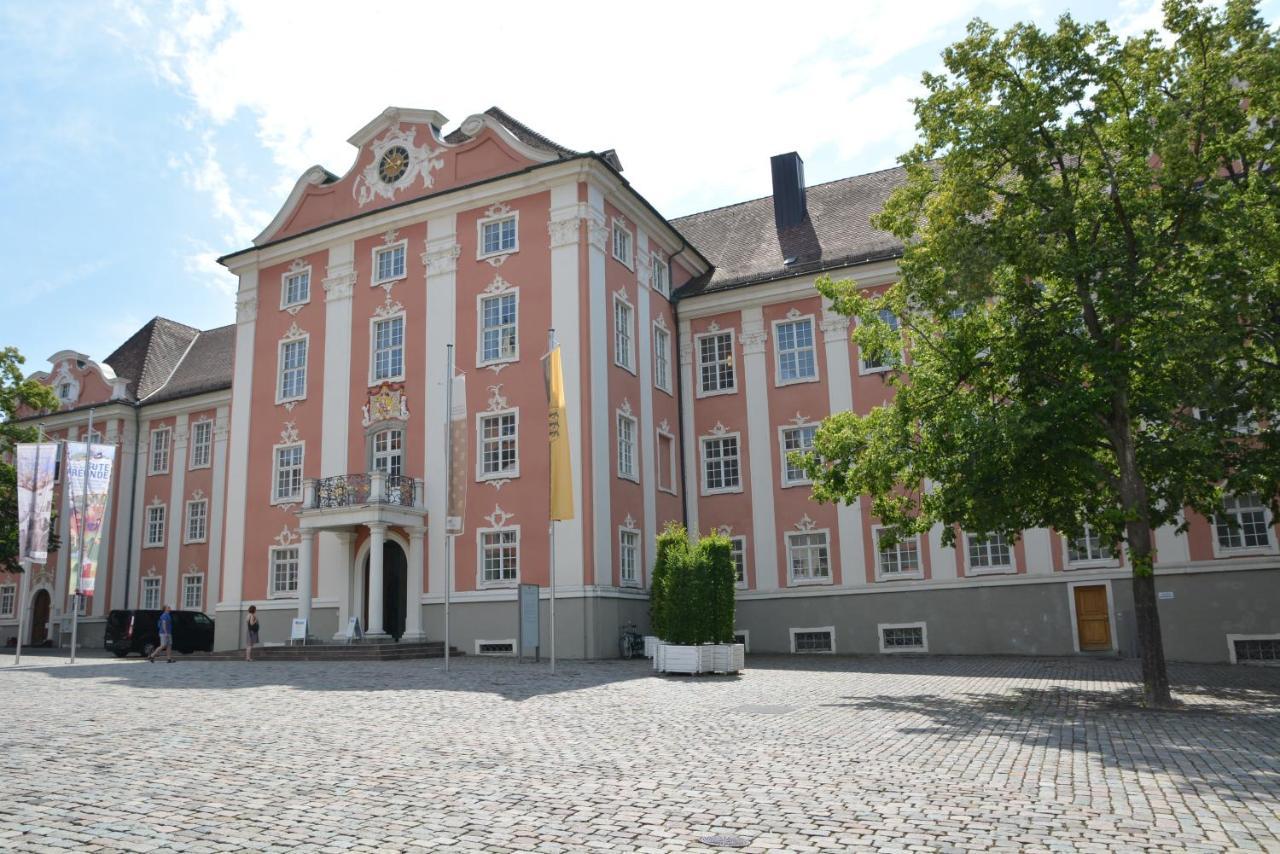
[362,540,408,640]
[30,589,50,645]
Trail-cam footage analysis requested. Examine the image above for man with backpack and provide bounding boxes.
[149,605,174,663]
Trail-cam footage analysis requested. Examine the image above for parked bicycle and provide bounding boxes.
[618,623,645,659]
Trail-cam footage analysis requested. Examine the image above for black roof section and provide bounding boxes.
[99,317,232,405]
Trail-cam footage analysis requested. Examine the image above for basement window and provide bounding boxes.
[790,627,834,654]
[1229,635,1280,665]
[879,622,928,653]
[475,639,516,656]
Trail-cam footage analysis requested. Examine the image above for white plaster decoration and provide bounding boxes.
[654,314,668,332]
[373,293,405,319]
[273,526,299,547]
[484,505,515,528]
[483,275,515,295]
[707,320,721,333]
[149,495,164,509]
[485,202,512,218]
[353,126,445,206]
[289,259,306,272]
[658,418,670,433]
[189,488,205,502]
[50,362,81,407]
[146,565,158,577]
[548,209,583,248]
[460,115,485,136]
[741,329,768,356]
[235,294,257,324]
[362,385,411,426]
[718,524,734,536]
[741,306,780,592]
[821,312,852,343]
[279,422,300,445]
[422,242,461,276]
[786,307,803,320]
[620,398,633,418]
[586,208,609,251]
[382,229,400,245]
[322,262,357,302]
[709,421,730,436]
[623,513,636,530]
[796,514,818,532]
[486,385,509,412]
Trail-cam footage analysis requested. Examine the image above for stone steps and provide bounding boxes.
[188,641,464,662]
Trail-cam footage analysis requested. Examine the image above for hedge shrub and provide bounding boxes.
[649,524,736,645]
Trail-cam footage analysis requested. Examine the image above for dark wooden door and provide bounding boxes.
[1074,585,1111,651]
[31,589,50,644]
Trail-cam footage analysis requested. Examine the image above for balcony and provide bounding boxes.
[298,471,426,530]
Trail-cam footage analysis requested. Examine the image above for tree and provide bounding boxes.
[805,0,1280,707]
[1,347,59,572]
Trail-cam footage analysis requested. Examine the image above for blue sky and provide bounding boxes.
[2,0,1276,374]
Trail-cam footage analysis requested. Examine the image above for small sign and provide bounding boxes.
[290,618,308,644]
[345,616,363,643]
[1158,591,1174,600]
[518,583,539,660]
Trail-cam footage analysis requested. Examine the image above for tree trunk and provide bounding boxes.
[1126,522,1173,707]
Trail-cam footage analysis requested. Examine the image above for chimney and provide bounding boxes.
[770,152,808,231]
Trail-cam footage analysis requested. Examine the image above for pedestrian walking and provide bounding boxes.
[149,605,174,663]
[245,605,260,661]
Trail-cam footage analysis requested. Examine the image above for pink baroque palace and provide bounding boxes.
[7,106,1279,663]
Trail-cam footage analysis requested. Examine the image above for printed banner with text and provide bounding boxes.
[16,442,59,563]
[65,441,116,596]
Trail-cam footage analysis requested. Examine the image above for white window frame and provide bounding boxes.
[372,239,408,286]
[611,218,634,269]
[878,622,929,653]
[148,427,171,475]
[474,639,518,656]
[281,265,311,310]
[1064,523,1119,569]
[786,530,832,586]
[276,332,309,404]
[189,420,213,470]
[616,410,639,482]
[656,427,677,495]
[182,573,204,611]
[619,526,641,587]
[772,315,819,385]
[778,422,818,487]
[370,428,404,477]
[477,290,519,368]
[873,526,923,581]
[476,526,521,588]
[613,293,636,374]
[1225,632,1280,664]
[653,323,672,394]
[1211,494,1278,557]
[700,432,743,495]
[476,409,520,482]
[271,442,305,505]
[858,309,900,375]
[141,577,161,610]
[0,583,16,618]
[729,536,748,588]
[964,531,1016,575]
[477,210,519,261]
[269,545,299,597]
[695,329,737,397]
[369,312,406,385]
[789,626,836,654]
[144,505,166,548]
[650,252,669,297]
[184,498,208,544]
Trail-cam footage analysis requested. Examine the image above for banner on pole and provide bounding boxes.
[65,442,115,596]
[543,345,574,521]
[446,371,467,534]
[16,443,59,562]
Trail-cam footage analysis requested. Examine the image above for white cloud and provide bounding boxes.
[183,244,237,297]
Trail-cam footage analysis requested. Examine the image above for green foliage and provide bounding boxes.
[696,532,737,644]
[1,347,59,573]
[649,522,689,640]
[649,525,737,645]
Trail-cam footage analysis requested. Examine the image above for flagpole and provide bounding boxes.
[443,345,453,674]
[69,409,93,664]
[547,329,557,675]
[14,436,42,667]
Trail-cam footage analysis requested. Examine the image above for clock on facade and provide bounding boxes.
[378,146,410,183]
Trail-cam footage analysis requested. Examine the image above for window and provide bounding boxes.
[875,528,921,578]
[184,499,208,544]
[479,412,518,479]
[613,296,634,372]
[697,332,736,394]
[85,430,102,445]
[271,546,299,596]
[480,529,519,585]
[879,623,928,653]
[859,309,900,373]
[701,434,741,493]
[651,253,670,296]
[780,424,817,486]
[1214,494,1273,551]
[142,577,161,610]
[791,627,834,653]
[372,315,405,382]
[182,574,204,611]
[476,640,516,655]
[190,421,213,469]
[1067,524,1113,564]
[1231,635,1280,664]
[656,431,676,494]
[775,317,817,383]
[653,325,672,392]
[967,532,1013,572]
[0,584,15,617]
[787,532,830,584]
[619,528,640,586]
[612,219,633,267]
[372,429,403,477]
[480,214,518,257]
[278,336,308,402]
[58,382,73,402]
[479,293,518,365]
[730,536,747,585]
[374,243,406,284]
[145,505,166,547]
[617,412,637,481]
[273,444,304,503]
[149,428,171,474]
[283,268,310,308]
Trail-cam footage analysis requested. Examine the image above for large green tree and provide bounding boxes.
[1,347,59,573]
[805,0,1279,706]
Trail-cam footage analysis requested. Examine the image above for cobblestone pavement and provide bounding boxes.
[1,654,1278,853]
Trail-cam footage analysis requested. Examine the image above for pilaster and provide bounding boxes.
[586,185,611,586]
[206,407,230,610]
[164,413,189,608]
[678,320,698,536]
[740,307,779,591]
[424,216,459,604]
[820,306,864,586]
[636,231,657,581]
[221,274,259,605]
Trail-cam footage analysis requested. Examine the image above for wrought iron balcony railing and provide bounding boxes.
[308,472,421,510]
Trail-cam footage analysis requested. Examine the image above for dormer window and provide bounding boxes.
[58,383,73,402]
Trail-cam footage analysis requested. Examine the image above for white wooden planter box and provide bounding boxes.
[643,635,659,658]
[654,642,744,675]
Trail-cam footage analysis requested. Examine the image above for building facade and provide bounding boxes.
[6,106,1278,663]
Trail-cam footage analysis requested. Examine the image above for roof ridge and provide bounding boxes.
[671,162,907,223]
[484,106,578,157]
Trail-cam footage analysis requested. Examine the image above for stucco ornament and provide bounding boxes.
[353,127,445,207]
[50,362,80,407]
[362,384,410,426]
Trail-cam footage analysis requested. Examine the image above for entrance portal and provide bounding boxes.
[30,589,50,645]
[362,541,408,640]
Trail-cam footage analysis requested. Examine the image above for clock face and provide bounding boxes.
[378,146,410,184]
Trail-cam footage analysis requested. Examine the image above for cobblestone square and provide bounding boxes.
[1,653,1277,852]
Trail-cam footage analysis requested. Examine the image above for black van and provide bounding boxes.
[104,609,215,657]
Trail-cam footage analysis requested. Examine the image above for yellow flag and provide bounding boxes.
[544,346,574,521]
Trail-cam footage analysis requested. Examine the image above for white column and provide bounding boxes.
[319,243,358,623]
[164,413,189,608]
[1023,527,1055,575]
[678,320,698,536]
[1153,517,1189,566]
[366,523,387,637]
[221,280,259,605]
[423,218,459,607]
[404,525,426,641]
[928,523,958,580]
[740,307,779,591]
[108,416,137,611]
[820,306,865,586]
[296,528,314,630]
[331,531,355,641]
[206,407,230,611]
[130,419,151,605]
[636,231,657,578]
[586,185,611,586]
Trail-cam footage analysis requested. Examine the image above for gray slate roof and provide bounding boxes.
[145,324,235,404]
[102,318,232,405]
[444,107,579,159]
[671,165,908,299]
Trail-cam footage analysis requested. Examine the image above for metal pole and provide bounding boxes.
[548,329,557,675]
[69,409,93,664]
[444,345,453,673]
[14,560,28,666]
